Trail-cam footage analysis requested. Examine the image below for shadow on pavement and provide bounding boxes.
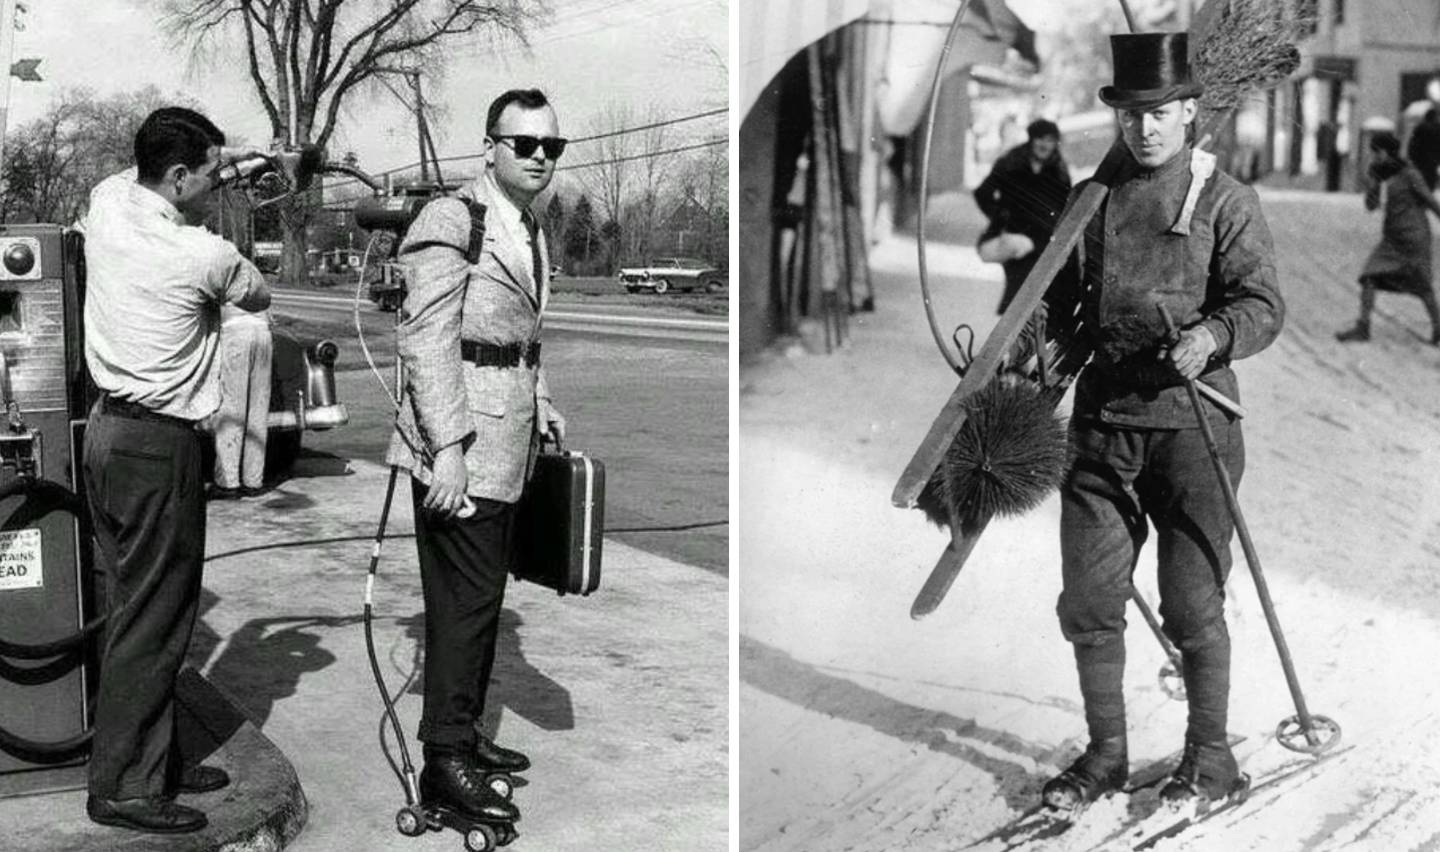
[399,609,576,736]
[203,614,364,727]
[740,634,1073,812]
[290,448,355,479]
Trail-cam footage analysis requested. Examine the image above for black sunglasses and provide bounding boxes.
[492,135,568,160]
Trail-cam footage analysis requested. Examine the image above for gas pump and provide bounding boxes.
[0,224,99,797]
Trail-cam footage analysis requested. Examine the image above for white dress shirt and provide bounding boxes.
[81,170,268,421]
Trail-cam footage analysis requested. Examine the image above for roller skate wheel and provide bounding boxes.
[488,773,514,799]
[465,823,498,852]
[395,807,424,836]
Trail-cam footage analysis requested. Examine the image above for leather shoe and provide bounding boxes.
[474,734,530,773]
[87,795,208,834]
[419,753,519,822]
[176,764,230,794]
[207,485,243,501]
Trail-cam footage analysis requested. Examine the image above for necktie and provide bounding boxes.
[522,210,543,289]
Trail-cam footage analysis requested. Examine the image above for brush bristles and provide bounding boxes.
[1194,0,1312,112]
[916,378,1070,534]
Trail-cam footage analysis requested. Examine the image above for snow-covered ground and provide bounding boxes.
[739,188,1440,851]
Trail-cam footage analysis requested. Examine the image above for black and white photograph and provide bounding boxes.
[0,1,728,850]
[740,1,1440,849]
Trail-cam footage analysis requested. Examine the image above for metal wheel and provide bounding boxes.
[465,823,498,852]
[1158,660,1186,702]
[705,279,723,294]
[488,772,514,799]
[395,806,424,837]
[652,278,670,294]
[1276,713,1342,754]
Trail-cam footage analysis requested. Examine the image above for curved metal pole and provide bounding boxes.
[917,0,975,377]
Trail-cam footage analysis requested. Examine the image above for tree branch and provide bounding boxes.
[318,0,422,92]
[239,0,282,134]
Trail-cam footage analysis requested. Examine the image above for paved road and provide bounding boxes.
[272,291,731,574]
[270,290,729,345]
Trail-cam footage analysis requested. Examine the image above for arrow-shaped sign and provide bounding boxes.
[10,58,39,82]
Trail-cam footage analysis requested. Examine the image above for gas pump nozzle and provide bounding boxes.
[211,143,326,194]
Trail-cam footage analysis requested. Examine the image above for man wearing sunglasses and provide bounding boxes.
[385,88,567,826]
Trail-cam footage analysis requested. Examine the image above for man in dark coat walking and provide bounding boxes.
[974,118,1072,313]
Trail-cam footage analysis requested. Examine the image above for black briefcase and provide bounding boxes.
[512,446,605,595]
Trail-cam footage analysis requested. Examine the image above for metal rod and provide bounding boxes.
[916,0,975,376]
[1129,585,1184,674]
[1158,305,1322,745]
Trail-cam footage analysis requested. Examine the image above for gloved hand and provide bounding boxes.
[1161,325,1217,380]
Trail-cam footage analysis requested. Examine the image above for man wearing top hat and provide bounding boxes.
[1037,33,1284,812]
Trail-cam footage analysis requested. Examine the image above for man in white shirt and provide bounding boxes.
[81,107,269,834]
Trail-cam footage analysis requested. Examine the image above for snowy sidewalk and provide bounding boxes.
[740,190,1440,851]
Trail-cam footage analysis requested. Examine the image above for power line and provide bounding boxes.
[568,106,727,145]
[315,137,726,213]
[455,0,718,58]
[556,136,726,173]
[312,106,728,197]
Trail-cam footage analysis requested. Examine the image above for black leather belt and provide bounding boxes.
[460,341,541,368]
[99,395,197,427]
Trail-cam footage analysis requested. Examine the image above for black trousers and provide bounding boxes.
[82,402,206,800]
[411,480,515,752]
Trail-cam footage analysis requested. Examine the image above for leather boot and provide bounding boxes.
[87,796,207,834]
[474,734,530,774]
[420,752,520,822]
[1041,735,1128,812]
[1159,738,1245,806]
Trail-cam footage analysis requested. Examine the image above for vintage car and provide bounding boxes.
[260,328,348,478]
[618,257,726,294]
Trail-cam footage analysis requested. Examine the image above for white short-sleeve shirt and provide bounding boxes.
[81,170,268,421]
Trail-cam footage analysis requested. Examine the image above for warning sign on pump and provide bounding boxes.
[0,528,42,590]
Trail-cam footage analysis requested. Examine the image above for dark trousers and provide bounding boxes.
[82,403,206,800]
[1058,421,1243,743]
[411,481,515,752]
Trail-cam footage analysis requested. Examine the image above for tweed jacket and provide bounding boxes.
[385,172,553,503]
[1049,146,1285,429]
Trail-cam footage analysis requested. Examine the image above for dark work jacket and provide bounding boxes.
[975,143,1072,246]
[1047,147,1284,429]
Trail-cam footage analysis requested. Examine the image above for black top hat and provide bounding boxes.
[1099,33,1203,110]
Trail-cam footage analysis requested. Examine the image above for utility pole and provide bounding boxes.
[0,0,40,182]
[0,0,17,177]
[375,65,436,184]
[409,71,431,183]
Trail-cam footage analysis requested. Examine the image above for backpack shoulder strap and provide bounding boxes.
[462,198,487,265]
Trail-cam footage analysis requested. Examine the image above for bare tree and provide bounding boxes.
[2,87,178,225]
[629,106,673,264]
[156,0,549,283]
[676,139,727,263]
[579,101,633,271]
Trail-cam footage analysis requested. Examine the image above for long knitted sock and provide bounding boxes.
[1074,638,1126,742]
[1182,631,1232,743]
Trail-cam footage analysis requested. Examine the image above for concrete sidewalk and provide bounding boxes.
[3,453,727,851]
